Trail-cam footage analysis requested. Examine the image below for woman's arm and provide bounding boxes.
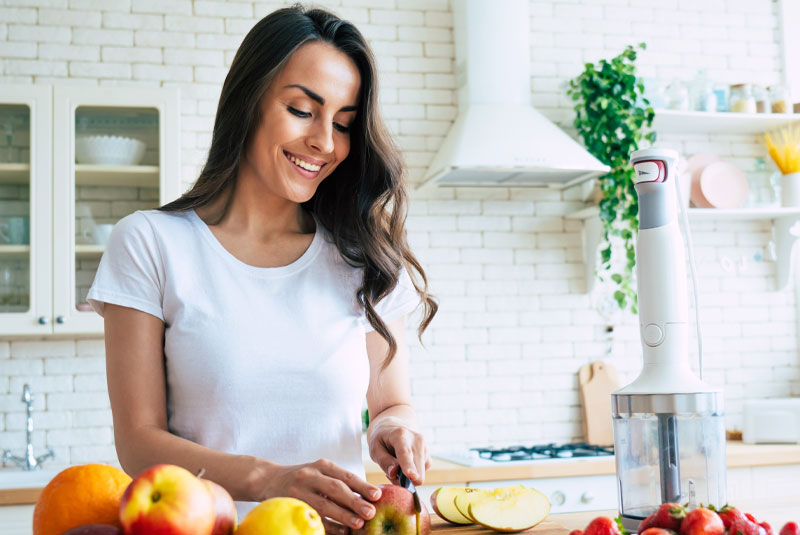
[103,303,269,501]
[365,316,432,487]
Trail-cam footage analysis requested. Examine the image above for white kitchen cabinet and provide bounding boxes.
[0,84,180,336]
[0,504,34,535]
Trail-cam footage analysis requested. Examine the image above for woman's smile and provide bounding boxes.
[284,149,325,179]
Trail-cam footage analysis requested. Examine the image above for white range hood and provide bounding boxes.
[418,0,609,190]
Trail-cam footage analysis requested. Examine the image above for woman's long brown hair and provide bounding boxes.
[158,4,437,369]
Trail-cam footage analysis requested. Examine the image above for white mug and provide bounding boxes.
[82,223,115,245]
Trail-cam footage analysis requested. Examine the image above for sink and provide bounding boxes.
[0,469,61,489]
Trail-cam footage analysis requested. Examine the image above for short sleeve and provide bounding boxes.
[86,211,165,321]
[364,267,422,332]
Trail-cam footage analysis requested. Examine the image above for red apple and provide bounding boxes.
[354,484,431,535]
[202,479,238,535]
[60,524,122,535]
[119,464,215,535]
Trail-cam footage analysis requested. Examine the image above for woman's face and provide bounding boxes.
[244,40,361,204]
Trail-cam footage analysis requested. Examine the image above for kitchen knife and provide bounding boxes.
[397,466,421,535]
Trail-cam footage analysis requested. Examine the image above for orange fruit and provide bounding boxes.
[33,463,132,535]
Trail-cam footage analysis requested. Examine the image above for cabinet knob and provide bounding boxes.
[56,315,65,324]
[550,491,566,506]
[580,492,594,504]
[37,316,49,325]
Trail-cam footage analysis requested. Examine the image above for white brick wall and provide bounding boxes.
[0,0,797,470]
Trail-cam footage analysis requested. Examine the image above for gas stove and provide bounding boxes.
[436,442,614,467]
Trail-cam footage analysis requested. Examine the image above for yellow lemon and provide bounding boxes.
[236,497,324,535]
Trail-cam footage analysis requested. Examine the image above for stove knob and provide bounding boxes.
[550,491,566,506]
[580,492,594,504]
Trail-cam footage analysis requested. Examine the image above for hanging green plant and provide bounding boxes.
[566,43,656,313]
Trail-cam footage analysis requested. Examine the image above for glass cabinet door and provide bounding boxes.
[72,106,161,311]
[0,105,32,314]
[53,86,179,334]
[0,86,52,335]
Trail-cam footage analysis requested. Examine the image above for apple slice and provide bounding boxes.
[468,486,550,533]
[429,487,481,525]
[454,490,486,523]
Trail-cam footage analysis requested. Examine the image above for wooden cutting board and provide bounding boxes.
[578,360,620,446]
[431,516,570,534]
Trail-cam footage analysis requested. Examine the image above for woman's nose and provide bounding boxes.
[307,120,335,155]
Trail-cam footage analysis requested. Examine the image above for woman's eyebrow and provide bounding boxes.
[283,83,357,112]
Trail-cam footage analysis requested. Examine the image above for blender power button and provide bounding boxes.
[643,323,664,346]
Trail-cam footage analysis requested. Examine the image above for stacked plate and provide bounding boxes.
[685,153,748,209]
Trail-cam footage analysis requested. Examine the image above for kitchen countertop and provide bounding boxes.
[364,440,800,485]
[2,441,799,505]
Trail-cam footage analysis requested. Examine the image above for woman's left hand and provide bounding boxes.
[367,416,431,486]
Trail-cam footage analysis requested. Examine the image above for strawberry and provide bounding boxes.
[639,503,686,534]
[746,515,758,523]
[680,507,725,535]
[760,522,775,535]
[585,517,623,535]
[728,518,767,535]
[642,529,677,535]
[570,531,585,535]
[780,523,800,535]
[713,506,746,530]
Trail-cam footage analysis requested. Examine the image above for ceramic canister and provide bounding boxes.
[781,172,800,207]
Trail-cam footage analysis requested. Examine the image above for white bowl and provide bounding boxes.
[75,135,147,166]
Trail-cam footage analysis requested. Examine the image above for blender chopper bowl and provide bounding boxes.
[612,148,726,532]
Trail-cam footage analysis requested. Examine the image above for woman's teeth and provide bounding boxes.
[287,153,321,172]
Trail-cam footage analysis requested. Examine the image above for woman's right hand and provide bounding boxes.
[257,458,382,534]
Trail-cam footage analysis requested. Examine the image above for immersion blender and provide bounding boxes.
[612,148,726,531]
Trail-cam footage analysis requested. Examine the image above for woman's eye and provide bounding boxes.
[333,122,351,134]
[288,106,311,118]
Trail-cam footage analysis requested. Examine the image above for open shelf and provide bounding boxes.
[567,206,800,220]
[0,244,30,258]
[652,109,800,135]
[75,244,105,257]
[569,205,800,292]
[75,164,159,187]
[0,163,30,184]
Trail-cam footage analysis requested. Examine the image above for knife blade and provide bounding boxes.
[397,466,421,512]
[397,466,421,535]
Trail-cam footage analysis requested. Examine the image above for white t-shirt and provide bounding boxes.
[87,209,420,518]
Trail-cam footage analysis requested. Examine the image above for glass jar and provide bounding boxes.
[713,83,729,112]
[768,85,790,114]
[746,157,778,207]
[666,79,690,111]
[690,71,717,112]
[729,84,756,113]
[753,85,769,113]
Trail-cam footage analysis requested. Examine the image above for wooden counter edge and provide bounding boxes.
[0,488,41,506]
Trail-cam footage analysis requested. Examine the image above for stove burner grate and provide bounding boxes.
[470,442,614,462]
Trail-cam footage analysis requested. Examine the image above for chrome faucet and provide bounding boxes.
[1,384,54,471]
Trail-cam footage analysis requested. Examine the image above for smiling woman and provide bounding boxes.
[84,5,437,534]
